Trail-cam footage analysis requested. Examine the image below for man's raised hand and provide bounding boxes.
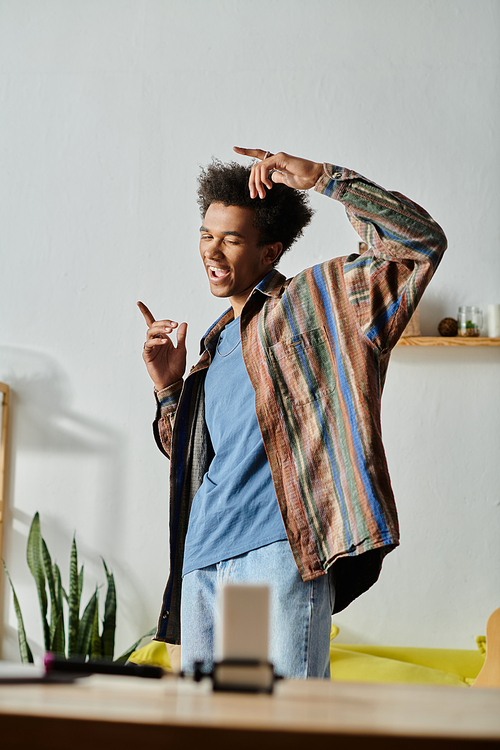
[138,301,187,392]
[233,147,323,199]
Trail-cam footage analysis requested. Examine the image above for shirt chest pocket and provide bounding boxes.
[267,327,336,406]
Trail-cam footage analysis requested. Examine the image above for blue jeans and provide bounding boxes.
[180,540,333,679]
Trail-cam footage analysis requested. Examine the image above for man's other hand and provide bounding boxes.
[138,301,187,392]
[233,147,324,199]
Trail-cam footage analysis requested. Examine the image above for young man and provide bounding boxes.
[139,148,447,679]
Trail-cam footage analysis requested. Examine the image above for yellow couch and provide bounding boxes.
[128,624,485,686]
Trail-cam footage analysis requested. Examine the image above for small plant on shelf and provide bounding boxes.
[2,512,154,663]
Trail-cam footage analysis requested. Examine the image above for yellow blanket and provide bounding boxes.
[129,627,485,686]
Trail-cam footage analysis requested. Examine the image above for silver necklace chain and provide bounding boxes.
[216,336,241,357]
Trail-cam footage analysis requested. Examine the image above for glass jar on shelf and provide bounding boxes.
[457,306,483,337]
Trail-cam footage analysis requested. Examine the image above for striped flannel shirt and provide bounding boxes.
[153,163,447,645]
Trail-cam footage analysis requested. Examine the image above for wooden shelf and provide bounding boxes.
[397,337,500,347]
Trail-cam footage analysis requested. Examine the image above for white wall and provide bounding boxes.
[1,0,499,660]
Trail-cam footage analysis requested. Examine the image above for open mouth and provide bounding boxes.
[208,266,230,281]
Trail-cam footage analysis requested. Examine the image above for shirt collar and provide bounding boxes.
[199,309,234,355]
[254,268,287,297]
[199,269,288,354]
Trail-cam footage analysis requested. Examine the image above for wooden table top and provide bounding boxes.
[1,672,499,749]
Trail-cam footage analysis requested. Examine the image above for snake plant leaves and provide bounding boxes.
[52,562,66,656]
[26,512,50,651]
[75,588,98,658]
[67,535,80,657]
[53,562,64,613]
[101,558,116,661]
[6,513,155,665]
[41,537,65,655]
[41,538,56,606]
[90,593,102,661]
[2,560,34,664]
[50,608,65,656]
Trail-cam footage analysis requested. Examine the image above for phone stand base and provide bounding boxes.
[193,659,278,694]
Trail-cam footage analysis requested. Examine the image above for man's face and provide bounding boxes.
[199,202,276,316]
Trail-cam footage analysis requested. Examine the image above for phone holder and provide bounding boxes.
[193,659,279,694]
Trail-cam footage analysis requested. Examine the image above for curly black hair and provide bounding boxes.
[197,160,314,263]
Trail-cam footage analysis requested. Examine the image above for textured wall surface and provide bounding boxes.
[1,0,499,659]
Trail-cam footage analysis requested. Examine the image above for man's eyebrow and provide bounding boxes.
[199,225,244,238]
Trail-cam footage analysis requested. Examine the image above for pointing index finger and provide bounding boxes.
[233,146,272,161]
[137,300,156,327]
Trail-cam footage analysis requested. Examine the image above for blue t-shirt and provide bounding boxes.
[182,316,287,576]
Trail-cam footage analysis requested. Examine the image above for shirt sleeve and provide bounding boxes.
[315,163,447,350]
[153,379,183,458]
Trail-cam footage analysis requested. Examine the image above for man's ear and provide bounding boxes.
[263,242,283,266]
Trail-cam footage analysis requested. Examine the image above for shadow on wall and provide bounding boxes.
[0,344,126,605]
[0,345,119,454]
[0,345,127,535]
[1,345,165,663]
[0,345,135,658]
[0,346,162,661]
